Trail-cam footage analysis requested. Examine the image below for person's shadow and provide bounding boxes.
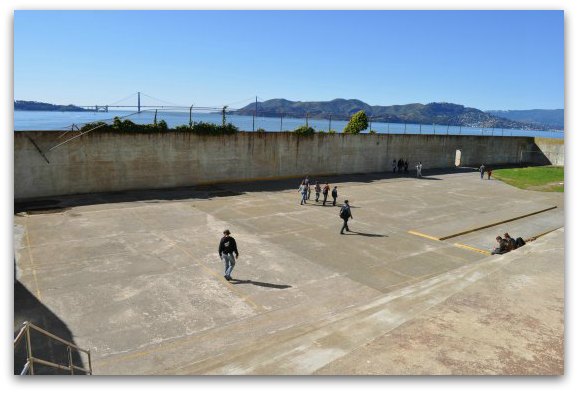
[343,230,386,237]
[230,279,292,289]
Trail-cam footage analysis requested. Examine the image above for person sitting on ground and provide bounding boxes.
[491,236,509,255]
[503,233,517,251]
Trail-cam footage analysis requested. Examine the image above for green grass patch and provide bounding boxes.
[492,166,564,192]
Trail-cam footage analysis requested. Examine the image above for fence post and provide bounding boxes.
[222,106,228,127]
[446,124,449,135]
[329,114,332,132]
[387,123,390,134]
[419,124,422,134]
[433,123,436,134]
[189,105,193,128]
[459,125,462,135]
[280,113,283,131]
[154,109,157,125]
[404,123,407,134]
[306,113,309,128]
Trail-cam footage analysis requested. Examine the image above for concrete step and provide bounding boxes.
[408,202,557,241]
[450,208,564,255]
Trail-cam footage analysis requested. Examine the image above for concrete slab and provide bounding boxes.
[14,169,564,375]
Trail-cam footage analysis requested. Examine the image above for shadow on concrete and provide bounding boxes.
[14,280,89,375]
[342,231,387,237]
[417,176,442,180]
[14,167,483,213]
[229,279,292,289]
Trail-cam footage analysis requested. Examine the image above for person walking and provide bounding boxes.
[404,159,409,173]
[339,200,353,234]
[314,181,321,202]
[479,164,486,179]
[416,161,423,178]
[218,229,239,281]
[304,176,311,200]
[331,186,338,206]
[487,168,492,180]
[298,181,307,205]
[322,183,330,206]
[397,158,403,174]
[392,159,397,173]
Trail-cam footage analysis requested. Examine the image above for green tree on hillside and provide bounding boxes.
[343,110,369,134]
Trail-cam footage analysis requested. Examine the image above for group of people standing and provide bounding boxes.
[299,176,338,206]
[299,175,352,235]
[393,158,423,178]
[392,158,409,174]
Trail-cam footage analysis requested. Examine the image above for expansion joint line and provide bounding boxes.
[24,217,43,301]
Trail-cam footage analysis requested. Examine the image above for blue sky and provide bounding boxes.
[14,10,564,110]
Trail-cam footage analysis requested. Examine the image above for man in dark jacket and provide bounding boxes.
[491,236,509,255]
[332,186,338,206]
[218,229,239,281]
[339,200,353,234]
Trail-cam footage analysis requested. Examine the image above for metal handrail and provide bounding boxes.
[14,321,92,375]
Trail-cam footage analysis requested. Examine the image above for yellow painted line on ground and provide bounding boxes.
[436,206,557,241]
[24,218,42,301]
[407,230,441,241]
[408,206,557,242]
[453,243,491,256]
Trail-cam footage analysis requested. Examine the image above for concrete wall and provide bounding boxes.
[531,138,565,166]
[15,131,553,200]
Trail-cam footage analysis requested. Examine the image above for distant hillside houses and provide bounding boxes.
[234,99,557,130]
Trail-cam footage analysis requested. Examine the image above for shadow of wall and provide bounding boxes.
[14,280,89,375]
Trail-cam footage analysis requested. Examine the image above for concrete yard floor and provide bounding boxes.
[13,168,565,375]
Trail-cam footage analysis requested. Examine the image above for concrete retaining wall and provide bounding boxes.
[15,131,558,200]
[532,138,565,166]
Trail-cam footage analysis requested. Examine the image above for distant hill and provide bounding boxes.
[486,109,563,130]
[14,100,88,112]
[234,99,541,130]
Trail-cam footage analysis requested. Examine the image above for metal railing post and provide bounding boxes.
[25,324,34,375]
[68,347,74,375]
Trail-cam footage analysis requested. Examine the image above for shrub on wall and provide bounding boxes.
[293,125,315,135]
[343,110,369,134]
[79,118,237,134]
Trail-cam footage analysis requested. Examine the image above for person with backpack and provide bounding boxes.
[339,200,353,234]
[331,186,338,206]
[322,183,330,206]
